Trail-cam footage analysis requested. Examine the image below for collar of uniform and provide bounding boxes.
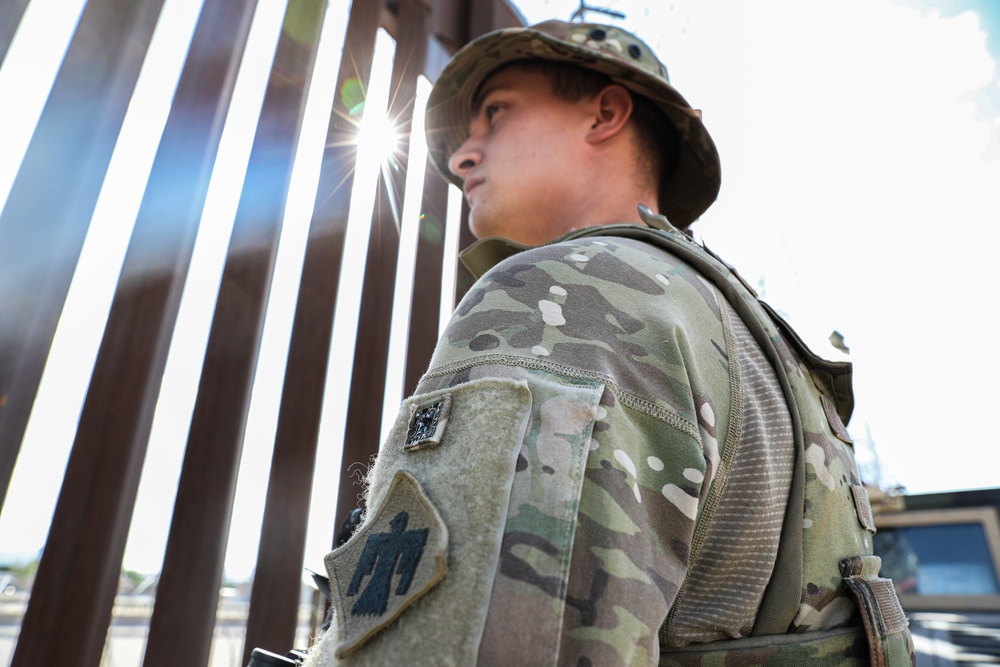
[458,212,853,425]
[459,206,687,279]
[459,237,532,279]
[637,205,759,298]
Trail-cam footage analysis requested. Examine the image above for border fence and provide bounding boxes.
[0,1,523,665]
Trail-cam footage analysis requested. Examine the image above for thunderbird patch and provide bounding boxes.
[325,471,448,657]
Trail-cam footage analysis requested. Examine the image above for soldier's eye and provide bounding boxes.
[485,103,504,122]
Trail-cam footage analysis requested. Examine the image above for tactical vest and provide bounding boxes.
[559,209,916,667]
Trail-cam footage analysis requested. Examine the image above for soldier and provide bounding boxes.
[304,20,915,666]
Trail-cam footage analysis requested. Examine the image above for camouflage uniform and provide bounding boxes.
[305,211,914,666]
[304,20,914,667]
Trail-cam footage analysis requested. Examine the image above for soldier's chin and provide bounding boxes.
[468,209,515,242]
[468,210,489,239]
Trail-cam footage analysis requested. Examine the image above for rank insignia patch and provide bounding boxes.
[325,471,448,657]
[403,394,452,451]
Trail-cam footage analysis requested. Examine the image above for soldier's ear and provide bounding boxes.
[586,84,633,145]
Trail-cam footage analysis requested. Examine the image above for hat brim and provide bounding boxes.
[425,26,721,227]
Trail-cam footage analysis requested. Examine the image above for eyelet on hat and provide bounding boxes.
[589,28,607,40]
[628,44,642,59]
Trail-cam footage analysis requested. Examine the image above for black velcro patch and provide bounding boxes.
[404,394,452,451]
[325,471,448,658]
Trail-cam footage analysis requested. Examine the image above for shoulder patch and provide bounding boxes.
[325,471,448,658]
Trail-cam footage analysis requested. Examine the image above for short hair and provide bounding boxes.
[481,60,679,211]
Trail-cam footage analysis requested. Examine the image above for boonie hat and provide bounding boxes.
[425,20,722,228]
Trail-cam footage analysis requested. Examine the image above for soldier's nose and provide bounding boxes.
[448,139,481,177]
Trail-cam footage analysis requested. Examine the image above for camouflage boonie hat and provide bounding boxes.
[425,20,722,228]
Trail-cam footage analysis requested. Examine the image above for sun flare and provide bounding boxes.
[362,113,402,168]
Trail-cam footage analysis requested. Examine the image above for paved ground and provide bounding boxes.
[0,594,316,667]
[3,597,999,666]
[1,624,311,667]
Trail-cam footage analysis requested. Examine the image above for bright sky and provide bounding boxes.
[516,0,1000,494]
[1,0,998,580]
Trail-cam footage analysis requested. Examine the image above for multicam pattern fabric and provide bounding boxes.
[578,212,915,665]
[304,212,915,665]
[424,20,721,228]
[662,302,795,645]
[305,216,912,666]
[415,231,798,664]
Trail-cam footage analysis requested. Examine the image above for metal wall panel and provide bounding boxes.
[0,0,31,64]
[0,0,164,512]
[5,0,527,663]
[10,0,261,663]
[141,1,325,665]
[242,0,384,659]
[7,0,212,663]
[334,0,433,542]
[403,166,449,396]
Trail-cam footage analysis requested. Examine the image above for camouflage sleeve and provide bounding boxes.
[303,236,734,666]
[413,236,735,664]
[422,363,706,665]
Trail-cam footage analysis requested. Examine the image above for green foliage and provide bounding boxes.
[10,559,38,579]
[121,568,145,585]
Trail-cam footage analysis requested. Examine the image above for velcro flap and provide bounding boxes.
[822,394,853,444]
[317,378,532,665]
[851,485,877,534]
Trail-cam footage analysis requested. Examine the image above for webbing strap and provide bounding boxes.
[841,556,913,667]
